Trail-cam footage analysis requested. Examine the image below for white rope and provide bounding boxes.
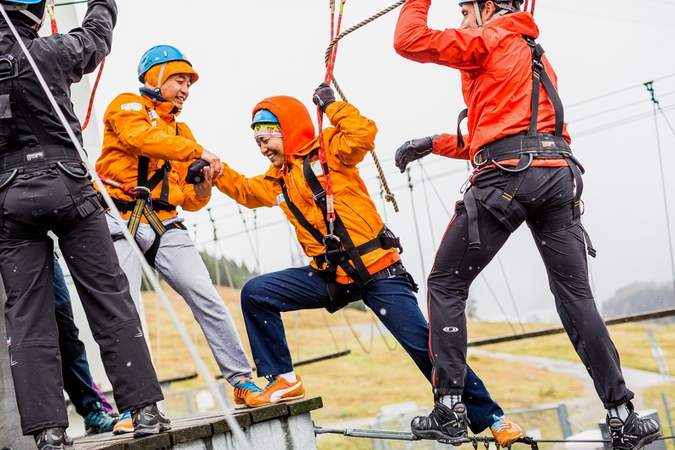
[0,6,251,447]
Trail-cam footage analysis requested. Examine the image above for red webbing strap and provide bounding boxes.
[316,0,346,227]
[82,58,105,131]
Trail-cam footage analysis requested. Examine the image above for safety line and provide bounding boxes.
[418,161,438,249]
[645,82,675,299]
[207,208,235,288]
[315,426,675,445]
[236,205,262,273]
[479,274,518,335]
[574,103,675,138]
[406,167,427,280]
[567,72,675,108]
[468,307,675,347]
[0,5,252,448]
[342,308,375,354]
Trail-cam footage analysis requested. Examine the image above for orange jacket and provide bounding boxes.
[394,0,571,165]
[95,92,209,221]
[215,97,400,283]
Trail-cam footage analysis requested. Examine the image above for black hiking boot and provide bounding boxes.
[34,428,72,450]
[411,402,468,444]
[607,403,661,450]
[132,403,171,438]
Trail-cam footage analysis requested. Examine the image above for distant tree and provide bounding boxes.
[602,281,674,323]
[140,252,258,291]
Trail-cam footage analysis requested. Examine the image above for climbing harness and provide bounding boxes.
[109,154,186,267]
[280,149,410,313]
[457,35,596,258]
[322,0,404,213]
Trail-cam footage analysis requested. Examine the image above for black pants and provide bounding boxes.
[53,258,107,418]
[428,166,634,409]
[0,161,162,435]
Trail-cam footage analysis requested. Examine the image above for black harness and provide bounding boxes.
[280,150,409,312]
[0,42,99,220]
[110,119,185,267]
[457,36,596,257]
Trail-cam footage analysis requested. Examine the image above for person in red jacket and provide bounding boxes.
[393,1,661,449]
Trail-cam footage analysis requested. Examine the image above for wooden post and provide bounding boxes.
[0,276,34,450]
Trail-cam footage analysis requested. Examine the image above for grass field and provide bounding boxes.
[141,284,673,450]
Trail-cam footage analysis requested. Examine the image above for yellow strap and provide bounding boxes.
[127,198,146,237]
[143,204,167,235]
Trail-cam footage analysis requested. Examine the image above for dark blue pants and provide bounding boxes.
[53,259,105,418]
[241,266,503,433]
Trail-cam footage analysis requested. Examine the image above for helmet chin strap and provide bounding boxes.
[473,1,483,27]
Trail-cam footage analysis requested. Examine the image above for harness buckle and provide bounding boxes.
[472,148,489,168]
[323,234,342,266]
[493,153,534,173]
[133,186,152,199]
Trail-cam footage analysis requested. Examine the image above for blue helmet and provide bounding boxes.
[0,0,43,4]
[137,45,192,83]
[251,109,279,129]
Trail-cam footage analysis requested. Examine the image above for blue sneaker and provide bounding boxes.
[233,378,263,409]
[84,406,118,435]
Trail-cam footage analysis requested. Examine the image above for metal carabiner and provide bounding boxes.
[493,153,534,173]
[472,148,489,168]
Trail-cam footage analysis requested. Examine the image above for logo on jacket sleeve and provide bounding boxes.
[121,102,143,112]
[442,326,460,333]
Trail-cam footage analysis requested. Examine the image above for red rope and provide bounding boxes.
[530,0,536,15]
[47,2,105,132]
[82,58,106,131]
[523,0,529,13]
[316,0,346,225]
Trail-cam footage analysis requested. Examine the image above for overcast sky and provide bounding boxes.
[62,0,675,323]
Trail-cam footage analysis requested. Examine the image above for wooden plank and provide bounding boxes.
[126,434,171,450]
[249,404,288,424]
[287,397,323,417]
[169,423,213,446]
[210,413,252,435]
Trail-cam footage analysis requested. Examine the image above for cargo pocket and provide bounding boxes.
[56,161,101,218]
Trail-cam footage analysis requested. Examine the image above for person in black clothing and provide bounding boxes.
[0,1,167,447]
[53,256,119,435]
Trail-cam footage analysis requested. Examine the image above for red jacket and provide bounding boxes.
[394,0,570,164]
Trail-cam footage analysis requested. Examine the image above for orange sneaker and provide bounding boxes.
[233,378,263,409]
[246,375,305,408]
[491,417,524,447]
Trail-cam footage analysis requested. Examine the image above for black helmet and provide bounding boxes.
[0,0,48,26]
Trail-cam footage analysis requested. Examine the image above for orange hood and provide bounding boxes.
[252,96,317,164]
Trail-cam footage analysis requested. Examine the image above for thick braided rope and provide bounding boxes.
[324,0,406,213]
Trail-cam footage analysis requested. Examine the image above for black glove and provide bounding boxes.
[185,159,210,184]
[395,136,435,173]
[313,83,336,112]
